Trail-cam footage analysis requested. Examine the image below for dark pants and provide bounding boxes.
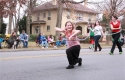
[0,43,1,46]
[111,33,122,53]
[94,35,101,51]
[21,40,28,48]
[7,40,19,48]
[66,45,81,65]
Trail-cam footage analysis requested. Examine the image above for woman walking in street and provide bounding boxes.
[55,21,82,69]
[89,21,103,52]
[109,15,122,55]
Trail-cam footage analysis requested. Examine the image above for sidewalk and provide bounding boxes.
[0,42,112,52]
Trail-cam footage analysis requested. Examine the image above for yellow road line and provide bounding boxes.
[0,54,66,61]
[0,52,107,61]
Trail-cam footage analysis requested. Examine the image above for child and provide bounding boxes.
[88,23,95,50]
[55,21,82,69]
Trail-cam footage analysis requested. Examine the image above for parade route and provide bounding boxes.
[0,48,125,80]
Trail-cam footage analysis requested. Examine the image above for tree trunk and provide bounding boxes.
[56,0,64,40]
[26,13,31,36]
[8,15,13,34]
[15,6,20,34]
[106,23,111,44]
[8,0,17,34]
[26,1,31,36]
[26,0,37,36]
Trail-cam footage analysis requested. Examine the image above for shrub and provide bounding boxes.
[29,35,38,41]
[0,34,6,38]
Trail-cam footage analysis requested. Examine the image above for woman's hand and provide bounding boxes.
[87,26,91,30]
[68,36,72,40]
[62,29,66,33]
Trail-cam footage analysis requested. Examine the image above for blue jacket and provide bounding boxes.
[40,35,47,41]
[20,33,28,41]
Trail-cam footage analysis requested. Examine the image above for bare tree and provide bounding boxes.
[26,0,40,36]
[92,0,125,44]
[55,0,64,39]
[0,0,27,34]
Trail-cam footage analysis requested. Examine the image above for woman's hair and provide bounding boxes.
[49,35,52,38]
[112,15,118,20]
[12,32,16,36]
[65,21,74,30]
[92,23,95,26]
[89,23,95,28]
[95,21,100,26]
[38,33,41,36]
[60,34,62,36]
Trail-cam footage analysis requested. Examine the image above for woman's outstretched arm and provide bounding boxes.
[55,27,66,32]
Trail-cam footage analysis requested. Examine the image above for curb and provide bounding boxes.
[0,47,112,52]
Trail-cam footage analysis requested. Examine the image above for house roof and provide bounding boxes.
[33,1,98,14]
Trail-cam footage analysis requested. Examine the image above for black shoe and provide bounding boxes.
[73,61,77,65]
[78,58,82,66]
[99,48,102,51]
[66,65,74,69]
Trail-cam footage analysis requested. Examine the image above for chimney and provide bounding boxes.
[52,0,57,5]
[84,0,88,6]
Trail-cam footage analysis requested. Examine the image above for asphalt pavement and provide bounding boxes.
[0,48,125,80]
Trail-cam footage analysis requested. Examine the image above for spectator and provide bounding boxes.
[0,38,4,49]
[40,33,48,48]
[59,34,62,41]
[48,35,54,43]
[7,32,19,48]
[61,37,67,46]
[36,33,42,45]
[48,35,55,47]
[20,30,28,48]
[55,34,62,47]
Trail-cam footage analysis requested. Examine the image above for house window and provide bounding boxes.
[47,25,50,31]
[35,26,41,34]
[48,17,51,20]
[43,13,46,18]
[48,11,51,17]
[88,18,91,22]
[88,14,92,22]
[76,13,83,21]
[48,11,51,20]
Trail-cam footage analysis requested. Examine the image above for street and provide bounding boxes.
[0,48,125,80]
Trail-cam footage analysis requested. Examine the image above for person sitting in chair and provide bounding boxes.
[61,37,67,46]
[7,32,19,48]
[41,33,48,49]
[20,30,28,48]
[0,38,4,49]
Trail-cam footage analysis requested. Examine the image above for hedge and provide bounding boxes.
[0,34,6,38]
